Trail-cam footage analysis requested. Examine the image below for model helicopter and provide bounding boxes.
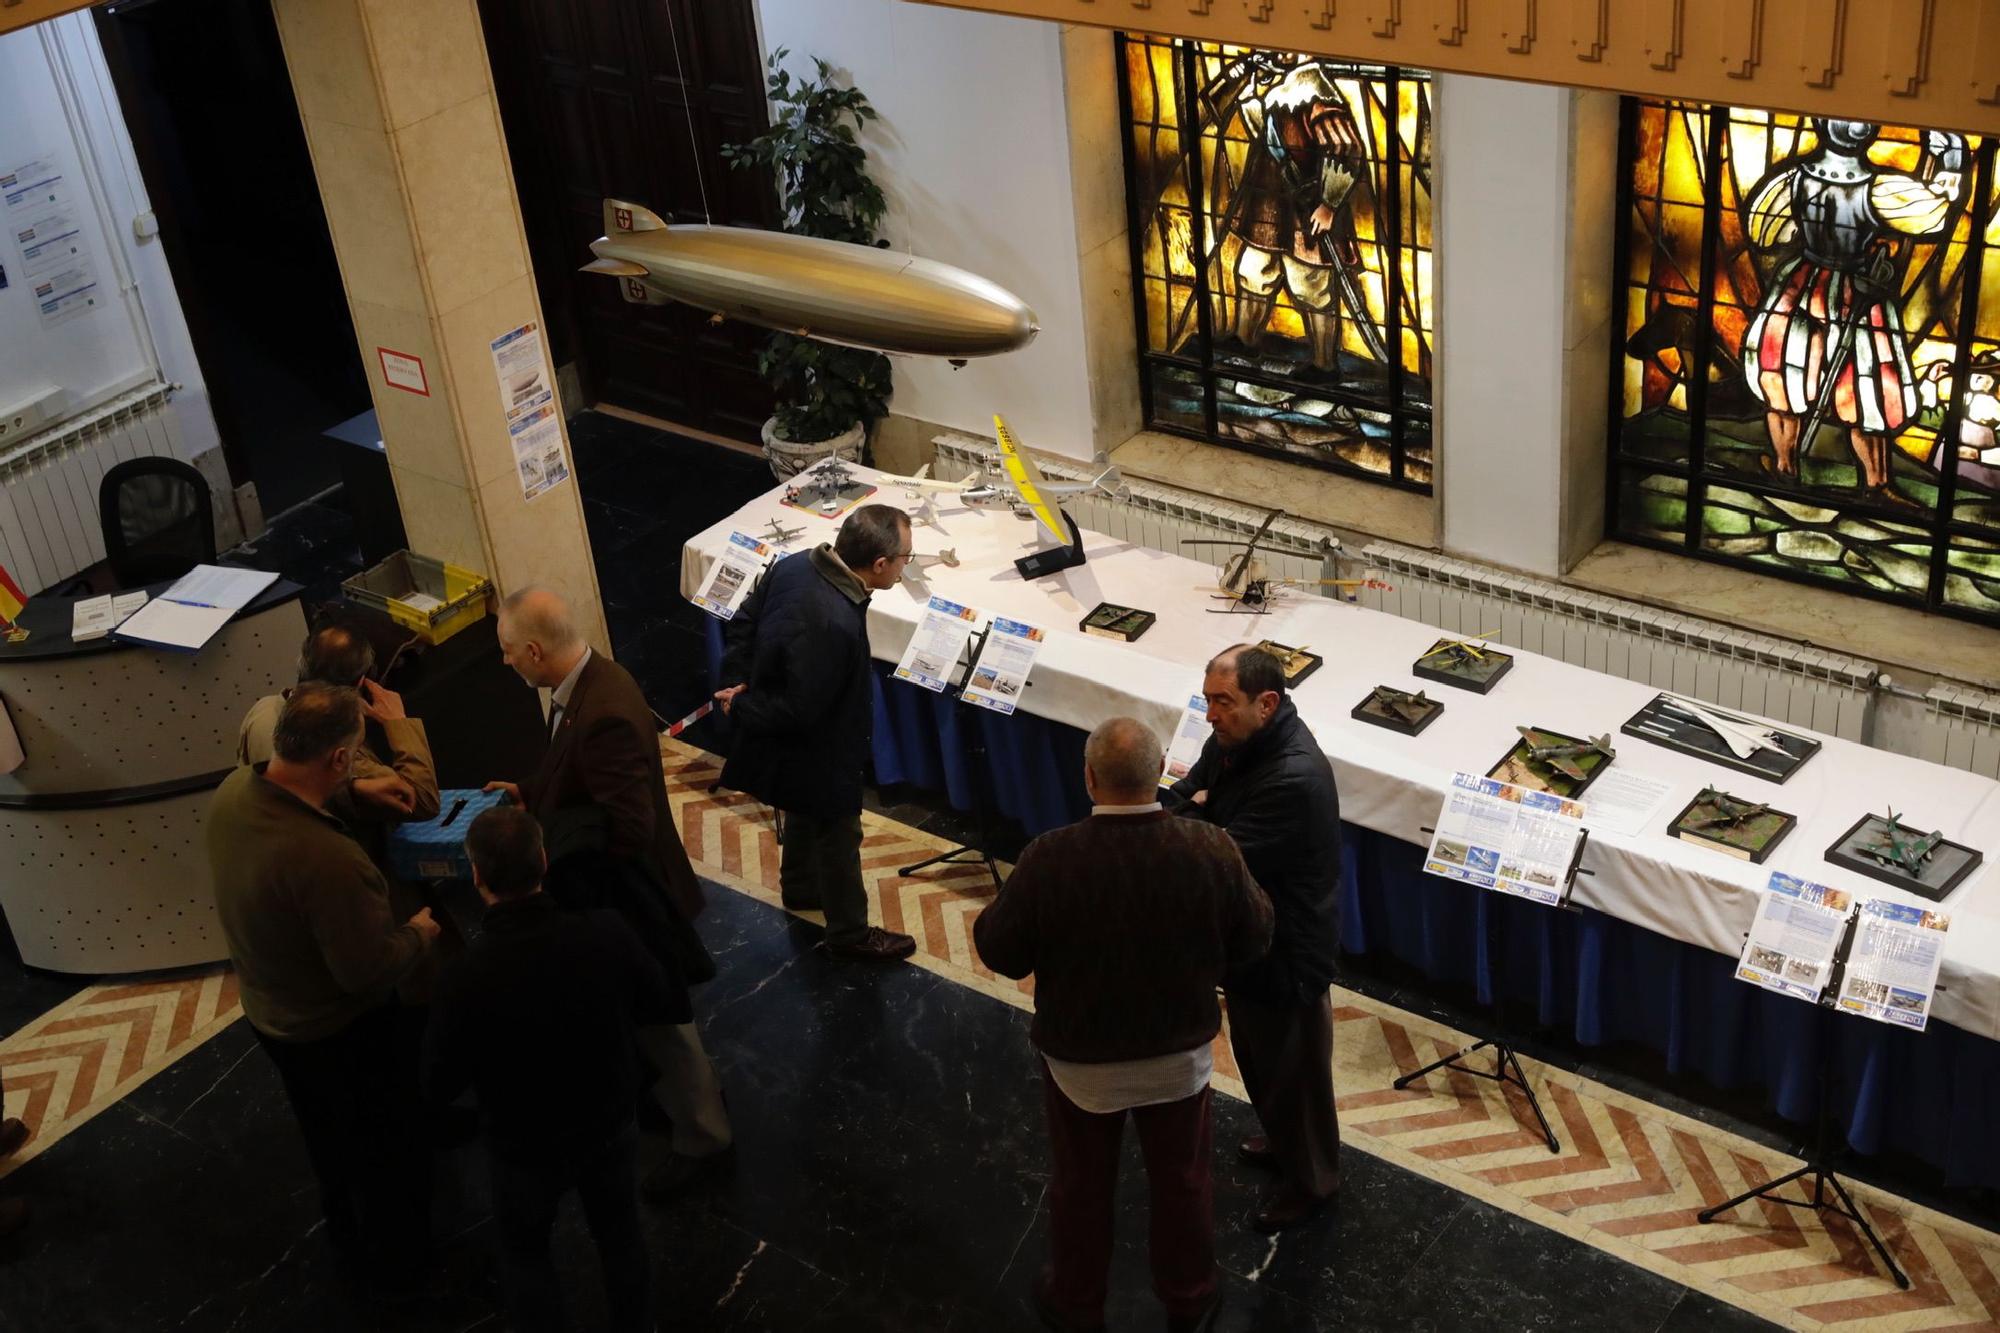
[1367,686,1436,726]
[1417,631,1502,671]
[1855,810,1945,874]
[1515,728,1617,783]
[1680,787,1770,831]
[1183,508,1367,613]
[757,517,807,549]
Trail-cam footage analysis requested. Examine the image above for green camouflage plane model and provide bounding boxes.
[1515,728,1617,783]
[1368,687,1436,725]
[1681,787,1771,830]
[1418,632,1502,670]
[1856,810,1945,874]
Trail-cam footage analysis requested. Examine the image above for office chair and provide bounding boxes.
[99,457,216,588]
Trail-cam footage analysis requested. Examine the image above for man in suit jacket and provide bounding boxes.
[485,586,732,1197]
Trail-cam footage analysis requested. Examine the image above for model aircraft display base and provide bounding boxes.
[1487,726,1612,799]
[781,480,878,519]
[1823,814,1983,902]
[1414,639,1514,694]
[1620,693,1820,784]
[1351,685,1444,736]
[1666,791,1797,865]
[1079,602,1155,642]
[1015,513,1087,580]
[1253,640,1322,689]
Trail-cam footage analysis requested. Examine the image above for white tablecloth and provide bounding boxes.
[682,465,2000,1041]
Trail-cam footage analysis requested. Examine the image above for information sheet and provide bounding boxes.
[71,590,149,643]
[1578,768,1676,837]
[1736,873,1852,1004]
[1837,899,1950,1031]
[490,323,571,500]
[961,617,1045,715]
[1423,772,1586,907]
[1161,692,1209,787]
[690,532,773,620]
[893,596,980,693]
[3,155,100,328]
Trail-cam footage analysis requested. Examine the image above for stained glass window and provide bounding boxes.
[1611,99,1999,622]
[1117,35,1434,489]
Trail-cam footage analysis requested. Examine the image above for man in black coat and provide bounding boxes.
[424,806,679,1333]
[1167,643,1343,1232]
[715,504,916,963]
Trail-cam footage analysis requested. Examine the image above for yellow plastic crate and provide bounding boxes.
[341,550,491,645]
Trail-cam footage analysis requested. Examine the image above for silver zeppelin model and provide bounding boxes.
[582,198,1039,360]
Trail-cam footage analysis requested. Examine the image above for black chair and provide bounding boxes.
[99,457,216,588]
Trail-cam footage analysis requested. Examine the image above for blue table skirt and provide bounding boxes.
[703,620,2000,1188]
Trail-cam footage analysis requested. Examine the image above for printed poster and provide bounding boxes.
[1424,772,1587,907]
[1161,692,1209,787]
[490,322,570,500]
[961,617,1045,716]
[2,155,99,328]
[691,533,772,620]
[1837,899,1950,1032]
[1736,873,1851,1005]
[894,596,979,692]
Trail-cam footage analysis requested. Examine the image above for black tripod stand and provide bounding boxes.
[1391,830,1591,1154]
[1695,917,1910,1288]
[897,626,1004,891]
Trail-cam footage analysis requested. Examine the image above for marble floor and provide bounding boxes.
[1,411,1993,1330]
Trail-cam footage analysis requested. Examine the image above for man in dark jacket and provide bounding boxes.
[977,717,1272,1333]
[715,504,917,964]
[424,807,679,1333]
[1168,644,1343,1233]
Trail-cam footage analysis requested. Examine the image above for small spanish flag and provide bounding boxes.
[0,561,27,626]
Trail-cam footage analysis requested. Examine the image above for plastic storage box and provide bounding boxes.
[386,788,511,881]
[341,550,491,645]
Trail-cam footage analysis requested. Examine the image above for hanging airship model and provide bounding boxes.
[581,199,1039,362]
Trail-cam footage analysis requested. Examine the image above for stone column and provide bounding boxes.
[270,0,608,648]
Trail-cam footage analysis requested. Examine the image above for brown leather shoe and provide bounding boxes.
[1252,1181,1331,1233]
[826,927,916,963]
[1237,1134,1277,1168]
[0,1196,27,1239]
[0,1118,27,1160]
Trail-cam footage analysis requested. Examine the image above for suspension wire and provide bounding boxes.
[665,1,713,224]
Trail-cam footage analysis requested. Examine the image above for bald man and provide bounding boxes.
[485,586,734,1197]
[976,717,1273,1333]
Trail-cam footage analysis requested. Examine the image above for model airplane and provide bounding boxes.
[1680,787,1770,830]
[1658,694,1788,760]
[1515,728,1616,782]
[1417,632,1502,670]
[1368,687,1435,725]
[757,517,807,549]
[902,549,961,578]
[582,200,1038,360]
[782,457,866,513]
[981,416,1123,546]
[1855,810,1945,874]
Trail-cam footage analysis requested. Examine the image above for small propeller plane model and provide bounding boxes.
[1855,810,1945,874]
[1417,631,1502,670]
[1515,728,1617,782]
[757,517,807,549]
[1680,787,1770,830]
[1368,686,1435,726]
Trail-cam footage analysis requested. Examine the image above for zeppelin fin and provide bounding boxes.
[604,198,669,234]
[580,258,648,277]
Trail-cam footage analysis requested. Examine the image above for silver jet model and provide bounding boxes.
[582,199,1039,361]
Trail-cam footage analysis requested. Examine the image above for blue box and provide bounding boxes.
[385,787,511,882]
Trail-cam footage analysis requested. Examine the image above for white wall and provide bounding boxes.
[752,0,1096,460]
[0,15,221,471]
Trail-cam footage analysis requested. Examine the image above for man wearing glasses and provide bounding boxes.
[715,503,918,963]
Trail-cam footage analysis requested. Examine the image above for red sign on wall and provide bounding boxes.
[377,347,430,396]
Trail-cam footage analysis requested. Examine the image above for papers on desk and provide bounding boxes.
[111,565,278,653]
[71,590,150,642]
[1578,768,1676,837]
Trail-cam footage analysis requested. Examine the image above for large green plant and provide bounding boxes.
[723,51,894,445]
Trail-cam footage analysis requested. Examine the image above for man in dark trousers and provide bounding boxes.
[206,683,443,1294]
[484,585,731,1197]
[1168,644,1344,1233]
[975,717,1273,1333]
[424,806,676,1333]
[714,503,917,964]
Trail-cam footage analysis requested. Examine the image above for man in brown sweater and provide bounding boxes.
[207,682,442,1295]
[974,717,1273,1333]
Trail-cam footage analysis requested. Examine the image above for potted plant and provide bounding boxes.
[724,51,895,478]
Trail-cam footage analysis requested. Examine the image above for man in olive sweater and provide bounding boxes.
[975,717,1273,1333]
[207,682,441,1294]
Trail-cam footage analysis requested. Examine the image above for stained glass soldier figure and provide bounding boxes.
[1741,119,1966,505]
[1205,53,1373,373]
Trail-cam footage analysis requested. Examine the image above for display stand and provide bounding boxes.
[1695,913,1911,1289]
[897,625,1005,891]
[1015,512,1086,580]
[1391,829,1592,1154]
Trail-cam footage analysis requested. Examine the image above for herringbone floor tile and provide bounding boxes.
[663,735,2000,1331]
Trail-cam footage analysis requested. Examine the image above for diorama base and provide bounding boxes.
[1351,688,1444,736]
[1823,813,1984,902]
[1666,792,1797,864]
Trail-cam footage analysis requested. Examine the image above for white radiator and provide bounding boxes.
[0,381,180,596]
[1915,683,2000,778]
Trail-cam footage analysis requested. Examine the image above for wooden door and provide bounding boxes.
[482,0,775,440]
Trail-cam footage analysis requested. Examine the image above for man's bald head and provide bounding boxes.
[497,585,587,688]
[1083,716,1164,804]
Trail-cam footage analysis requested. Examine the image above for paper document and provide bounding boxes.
[113,564,277,653]
[1578,769,1675,837]
[1161,693,1209,786]
[1837,899,1949,1031]
[961,617,1044,716]
[1424,772,1587,907]
[894,596,980,692]
[691,533,773,620]
[1736,873,1851,1004]
[70,590,149,643]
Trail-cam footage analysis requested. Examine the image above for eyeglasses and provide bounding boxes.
[892,551,916,560]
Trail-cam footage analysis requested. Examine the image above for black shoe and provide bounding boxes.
[1167,1289,1222,1333]
[826,927,916,964]
[0,1118,26,1160]
[1236,1134,1278,1168]
[642,1145,736,1202]
[1251,1181,1332,1233]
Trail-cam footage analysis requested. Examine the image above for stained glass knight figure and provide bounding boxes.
[1740,119,1966,505]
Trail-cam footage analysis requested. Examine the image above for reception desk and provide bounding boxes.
[0,579,305,973]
